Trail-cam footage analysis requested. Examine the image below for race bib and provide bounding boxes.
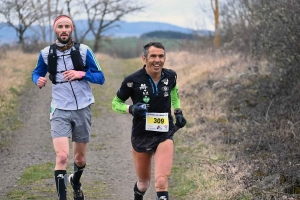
[50,107,56,120]
[145,112,169,132]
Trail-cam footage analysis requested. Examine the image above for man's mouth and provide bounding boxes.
[153,64,161,68]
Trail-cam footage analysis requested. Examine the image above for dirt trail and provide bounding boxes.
[0,81,156,199]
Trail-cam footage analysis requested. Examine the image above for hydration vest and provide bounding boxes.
[47,42,86,84]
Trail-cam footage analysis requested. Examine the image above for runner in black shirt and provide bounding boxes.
[112,42,186,200]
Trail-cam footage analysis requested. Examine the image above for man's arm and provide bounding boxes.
[84,47,105,85]
[32,52,48,85]
[112,96,129,114]
[170,85,187,128]
[170,85,181,110]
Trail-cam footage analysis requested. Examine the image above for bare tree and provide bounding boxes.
[35,0,64,43]
[33,0,48,43]
[211,0,220,48]
[47,0,52,42]
[46,0,64,43]
[68,0,144,52]
[0,0,44,49]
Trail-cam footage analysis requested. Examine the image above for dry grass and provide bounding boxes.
[164,50,273,199]
[0,50,37,96]
[0,50,38,146]
[165,49,300,200]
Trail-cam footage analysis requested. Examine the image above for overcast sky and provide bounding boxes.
[123,0,215,31]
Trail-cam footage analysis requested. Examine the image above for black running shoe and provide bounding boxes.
[69,174,85,200]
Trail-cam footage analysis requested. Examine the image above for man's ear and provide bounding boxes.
[142,55,146,63]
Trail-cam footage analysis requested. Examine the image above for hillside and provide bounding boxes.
[166,51,300,199]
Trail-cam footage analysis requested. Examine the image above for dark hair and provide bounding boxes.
[143,42,165,57]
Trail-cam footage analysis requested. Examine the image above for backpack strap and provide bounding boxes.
[47,44,58,84]
[70,42,86,73]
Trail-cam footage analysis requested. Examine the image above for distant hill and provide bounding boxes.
[141,30,195,39]
[0,20,213,43]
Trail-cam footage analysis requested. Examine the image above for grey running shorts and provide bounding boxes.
[50,106,91,143]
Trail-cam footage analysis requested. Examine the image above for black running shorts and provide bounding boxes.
[131,126,179,153]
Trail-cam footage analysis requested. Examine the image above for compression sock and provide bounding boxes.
[72,162,85,185]
[156,191,169,200]
[134,182,145,200]
[54,170,67,200]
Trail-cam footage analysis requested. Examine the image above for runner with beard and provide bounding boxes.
[112,42,187,200]
[31,15,105,200]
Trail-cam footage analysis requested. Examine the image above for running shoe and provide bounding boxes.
[69,174,85,200]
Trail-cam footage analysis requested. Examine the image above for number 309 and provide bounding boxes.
[154,118,164,124]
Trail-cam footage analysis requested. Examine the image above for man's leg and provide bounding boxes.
[72,142,87,185]
[132,148,152,200]
[154,139,174,200]
[69,106,91,200]
[53,137,70,200]
[69,142,87,199]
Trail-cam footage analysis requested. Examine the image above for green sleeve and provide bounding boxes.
[112,96,129,114]
[170,85,181,110]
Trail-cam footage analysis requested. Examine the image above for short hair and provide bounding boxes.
[143,42,165,57]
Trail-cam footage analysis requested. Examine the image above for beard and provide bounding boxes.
[55,31,72,44]
[57,35,71,44]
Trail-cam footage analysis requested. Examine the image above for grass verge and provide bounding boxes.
[0,50,37,147]
[6,162,107,200]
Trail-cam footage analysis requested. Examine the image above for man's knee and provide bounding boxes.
[138,180,150,192]
[74,156,86,167]
[155,176,168,190]
[56,152,69,165]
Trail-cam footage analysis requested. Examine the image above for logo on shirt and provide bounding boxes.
[161,86,169,92]
[143,90,149,95]
[139,84,148,90]
[162,78,169,85]
[143,96,150,103]
[127,82,133,87]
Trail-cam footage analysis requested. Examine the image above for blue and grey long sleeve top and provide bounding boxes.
[32,43,105,110]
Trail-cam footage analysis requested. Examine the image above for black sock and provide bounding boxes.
[134,182,145,200]
[54,170,67,200]
[157,191,169,200]
[72,162,85,185]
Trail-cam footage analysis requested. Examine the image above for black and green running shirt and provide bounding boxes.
[112,65,181,136]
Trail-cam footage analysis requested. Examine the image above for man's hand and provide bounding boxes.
[174,109,187,128]
[129,103,147,117]
[62,70,84,82]
[37,77,47,88]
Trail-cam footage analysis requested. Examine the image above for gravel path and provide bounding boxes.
[0,82,156,199]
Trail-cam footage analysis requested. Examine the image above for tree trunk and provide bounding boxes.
[93,36,102,52]
[48,0,52,43]
[211,0,220,48]
[18,31,25,50]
